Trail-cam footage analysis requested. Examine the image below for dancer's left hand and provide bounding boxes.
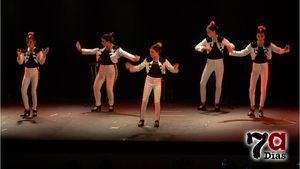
[174,63,179,73]
[284,44,290,53]
[42,47,50,55]
[133,55,140,62]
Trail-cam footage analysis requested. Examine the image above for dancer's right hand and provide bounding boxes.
[16,49,22,58]
[125,62,132,70]
[133,55,140,62]
[204,44,212,53]
[76,41,82,53]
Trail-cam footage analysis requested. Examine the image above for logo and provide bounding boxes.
[245,131,288,161]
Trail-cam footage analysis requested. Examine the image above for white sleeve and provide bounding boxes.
[270,43,286,55]
[165,59,178,73]
[230,44,251,57]
[17,53,24,65]
[81,48,99,55]
[37,51,46,65]
[116,48,136,61]
[129,59,146,72]
[195,38,208,52]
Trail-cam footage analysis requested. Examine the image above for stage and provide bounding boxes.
[1,103,299,169]
[1,103,298,141]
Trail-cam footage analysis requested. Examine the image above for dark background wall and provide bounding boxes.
[2,0,299,106]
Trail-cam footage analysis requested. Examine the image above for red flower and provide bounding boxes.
[257,25,266,31]
[28,32,35,36]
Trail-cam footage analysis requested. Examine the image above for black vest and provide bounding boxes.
[24,48,40,68]
[251,42,270,64]
[206,37,224,60]
[147,57,166,78]
[99,46,119,65]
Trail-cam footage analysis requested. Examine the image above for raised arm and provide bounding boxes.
[16,49,24,65]
[270,43,290,55]
[230,43,251,57]
[37,47,49,65]
[76,41,99,55]
[125,59,146,73]
[115,48,140,62]
[195,38,209,52]
[222,38,235,53]
[165,59,179,73]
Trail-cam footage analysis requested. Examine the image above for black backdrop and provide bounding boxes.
[2,0,299,106]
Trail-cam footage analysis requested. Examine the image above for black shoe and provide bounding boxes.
[258,109,264,118]
[214,104,221,112]
[248,108,255,117]
[32,109,38,117]
[20,109,30,118]
[138,120,144,127]
[154,120,159,128]
[91,105,101,112]
[108,105,114,112]
[197,103,206,111]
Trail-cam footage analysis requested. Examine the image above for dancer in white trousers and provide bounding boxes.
[126,42,179,128]
[76,32,140,112]
[17,32,49,118]
[195,21,235,111]
[230,25,290,117]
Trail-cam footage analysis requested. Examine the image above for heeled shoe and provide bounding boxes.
[248,107,255,117]
[258,109,264,118]
[197,103,207,111]
[91,105,101,112]
[154,120,159,128]
[108,105,114,112]
[214,103,221,112]
[20,109,30,118]
[138,120,144,127]
[32,109,38,117]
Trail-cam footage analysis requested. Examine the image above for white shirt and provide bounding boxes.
[230,43,287,60]
[129,58,178,74]
[81,46,136,63]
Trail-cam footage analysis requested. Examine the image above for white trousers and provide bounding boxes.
[93,64,117,106]
[200,59,224,104]
[21,68,39,110]
[140,76,162,121]
[249,63,268,108]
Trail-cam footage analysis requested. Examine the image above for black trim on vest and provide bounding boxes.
[24,48,40,68]
[98,46,120,65]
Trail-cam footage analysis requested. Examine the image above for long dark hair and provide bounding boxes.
[101,32,115,43]
[150,42,163,54]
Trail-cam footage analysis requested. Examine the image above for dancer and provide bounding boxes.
[195,21,235,111]
[76,32,140,112]
[17,32,49,118]
[125,42,179,127]
[230,25,290,117]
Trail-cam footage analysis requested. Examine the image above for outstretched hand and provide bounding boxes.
[226,45,234,53]
[133,55,140,62]
[16,49,22,58]
[76,41,82,53]
[284,44,290,53]
[174,63,179,73]
[42,47,50,55]
[125,62,132,70]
